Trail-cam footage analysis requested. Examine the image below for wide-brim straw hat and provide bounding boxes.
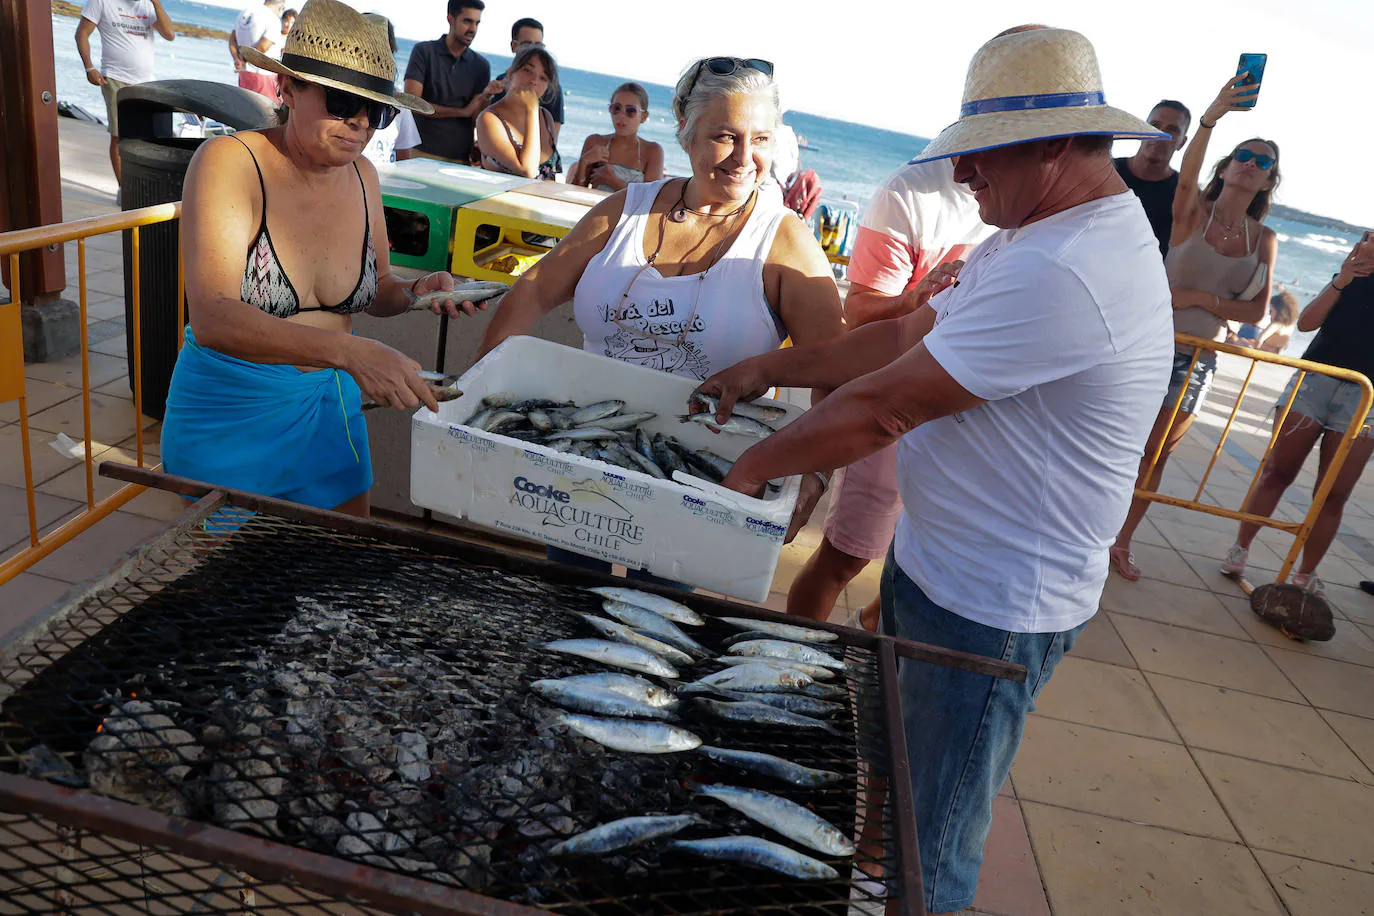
[915,28,1165,162]
[241,0,433,115]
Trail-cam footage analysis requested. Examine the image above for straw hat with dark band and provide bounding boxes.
[240,0,433,115]
[915,28,1165,162]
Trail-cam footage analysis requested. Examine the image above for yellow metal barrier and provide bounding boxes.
[0,203,182,586]
[1142,332,1373,588]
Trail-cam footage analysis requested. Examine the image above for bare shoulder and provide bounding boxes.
[185,134,265,205]
[190,133,254,170]
[354,151,380,186]
[768,209,824,260]
[576,188,630,235]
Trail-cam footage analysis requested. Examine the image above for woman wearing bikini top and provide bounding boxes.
[570,82,665,192]
[162,0,475,517]
[1110,70,1281,581]
[475,46,560,180]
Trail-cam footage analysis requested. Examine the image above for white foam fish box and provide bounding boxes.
[410,336,803,601]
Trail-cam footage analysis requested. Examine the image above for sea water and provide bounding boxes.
[50,1,1360,355]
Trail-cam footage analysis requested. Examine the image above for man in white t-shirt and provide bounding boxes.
[76,0,174,188]
[788,157,991,629]
[362,109,421,166]
[695,27,1172,913]
[229,0,286,100]
[361,13,421,166]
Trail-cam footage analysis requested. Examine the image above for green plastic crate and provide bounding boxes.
[378,162,528,273]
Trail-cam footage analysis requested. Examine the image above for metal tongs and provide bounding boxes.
[362,370,463,410]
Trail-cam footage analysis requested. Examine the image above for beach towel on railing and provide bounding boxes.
[161,327,372,510]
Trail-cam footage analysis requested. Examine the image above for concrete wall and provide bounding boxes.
[355,297,581,516]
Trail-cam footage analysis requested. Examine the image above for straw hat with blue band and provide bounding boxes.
[240,0,433,116]
[914,29,1167,163]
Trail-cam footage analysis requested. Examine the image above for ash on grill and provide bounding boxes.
[0,514,896,914]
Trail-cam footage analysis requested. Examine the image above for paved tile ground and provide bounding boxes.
[6,119,1374,914]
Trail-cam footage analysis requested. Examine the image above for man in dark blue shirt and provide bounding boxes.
[1114,100,1190,256]
[403,0,498,163]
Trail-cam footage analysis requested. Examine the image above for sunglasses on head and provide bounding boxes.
[1232,148,1275,170]
[686,57,773,99]
[321,84,398,130]
[609,102,642,117]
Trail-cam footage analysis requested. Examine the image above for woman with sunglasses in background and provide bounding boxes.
[1219,234,1374,602]
[1110,72,1281,580]
[474,56,845,579]
[162,0,472,517]
[569,82,664,192]
[476,46,561,180]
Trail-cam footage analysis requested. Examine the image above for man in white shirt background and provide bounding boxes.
[695,27,1173,913]
[229,0,287,100]
[361,14,421,166]
[76,0,175,190]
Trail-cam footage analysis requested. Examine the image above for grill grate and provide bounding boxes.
[0,495,911,915]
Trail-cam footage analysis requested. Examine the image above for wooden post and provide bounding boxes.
[0,0,68,298]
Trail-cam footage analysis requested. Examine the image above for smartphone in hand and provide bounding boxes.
[1236,53,1267,109]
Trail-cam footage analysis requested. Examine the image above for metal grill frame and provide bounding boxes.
[0,465,1028,916]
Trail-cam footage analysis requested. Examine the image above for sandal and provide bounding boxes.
[1291,572,1327,599]
[1109,545,1142,581]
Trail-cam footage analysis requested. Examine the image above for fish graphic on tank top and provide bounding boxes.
[599,296,711,378]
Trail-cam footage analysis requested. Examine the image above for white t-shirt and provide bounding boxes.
[81,0,158,85]
[893,191,1174,634]
[265,25,286,61]
[234,4,279,74]
[362,109,421,167]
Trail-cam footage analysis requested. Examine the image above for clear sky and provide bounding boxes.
[204,0,1372,224]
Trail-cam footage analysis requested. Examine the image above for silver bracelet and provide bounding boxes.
[813,471,831,492]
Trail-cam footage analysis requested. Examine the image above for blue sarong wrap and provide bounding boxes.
[161,327,373,509]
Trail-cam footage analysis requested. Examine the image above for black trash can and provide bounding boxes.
[118,80,276,419]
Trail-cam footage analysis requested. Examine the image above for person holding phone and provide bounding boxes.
[1219,234,1374,602]
[569,83,665,191]
[1109,69,1281,581]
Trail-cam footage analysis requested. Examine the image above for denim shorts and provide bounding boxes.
[1164,348,1217,415]
[879,550,1085,913]
[1279,371,1374,438]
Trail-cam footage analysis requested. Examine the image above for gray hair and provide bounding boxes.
[672,59,780,151]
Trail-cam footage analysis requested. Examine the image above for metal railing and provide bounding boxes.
[0,203,182,586]
[1143,333,1373,589]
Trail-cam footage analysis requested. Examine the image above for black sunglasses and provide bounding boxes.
[322,84,398,130]
[686,57,774,99]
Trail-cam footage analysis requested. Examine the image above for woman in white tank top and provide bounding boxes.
[477,58,844,383]
[474,57,844,579]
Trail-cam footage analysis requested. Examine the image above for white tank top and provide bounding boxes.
[572,178,788,381]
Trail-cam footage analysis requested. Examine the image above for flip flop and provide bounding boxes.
[1108,546,1142,582]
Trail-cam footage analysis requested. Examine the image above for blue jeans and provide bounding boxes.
[545,546,692,591]
[880,549,1085,913]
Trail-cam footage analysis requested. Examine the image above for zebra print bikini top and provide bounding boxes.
[231,134,378,318]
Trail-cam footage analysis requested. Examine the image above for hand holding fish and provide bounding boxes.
[691,358,775,426]
[408,274,508,319]
[341,336,440,412]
